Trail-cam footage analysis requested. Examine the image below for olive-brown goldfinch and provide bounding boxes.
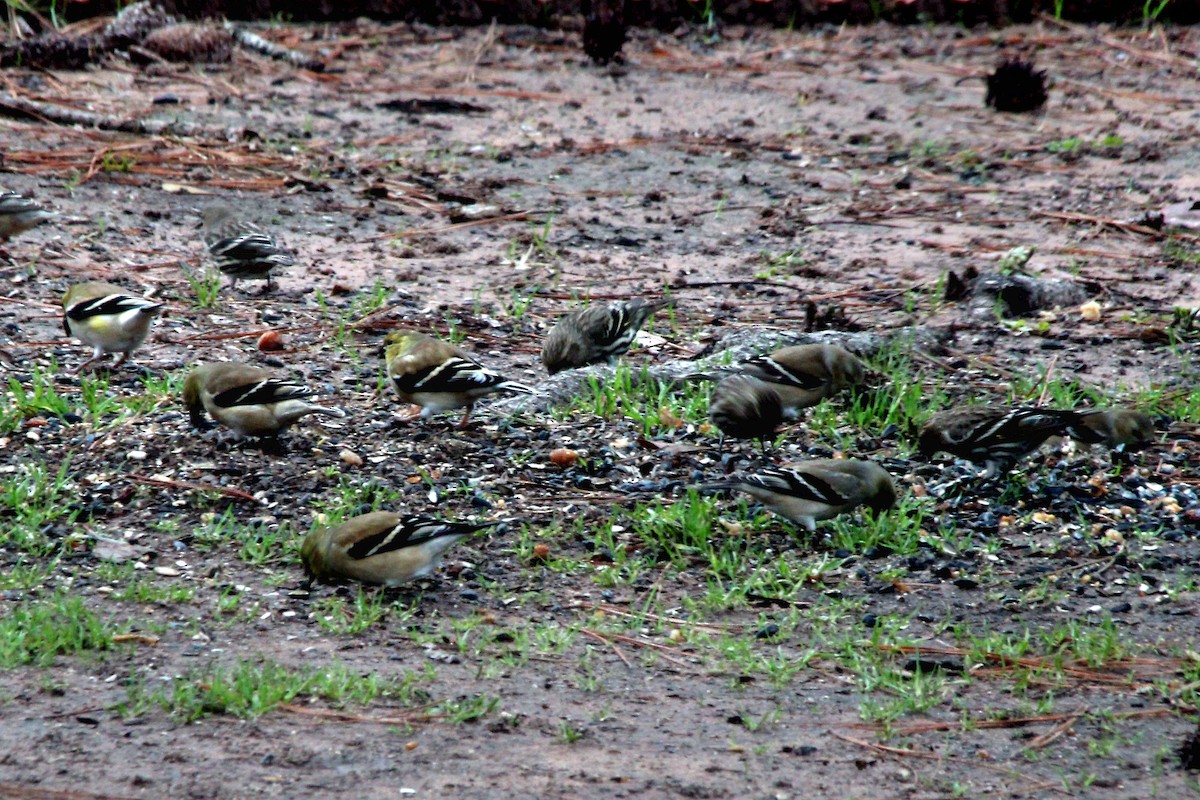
[301,511,499,587]
[541,298,665,375]
[183,362,344,438]
[708,459,897,532]
[385,329,533,428]
[202,205,294,292]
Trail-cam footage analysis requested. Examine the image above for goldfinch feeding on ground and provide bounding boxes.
[385,329,533,428]
[738,343,867,414]
[62,281,163,374]
[183,362,344,438]
[707,459,897,532]
[202,205,294,293]
[301,511,500,587]
[917,405,1083,476]
[708,375,784,452]
[541,298,665,375]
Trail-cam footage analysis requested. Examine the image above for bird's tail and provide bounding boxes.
[499,380,536,395]
[307,404,347,419]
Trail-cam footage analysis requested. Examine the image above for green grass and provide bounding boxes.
[0,458,76,556]
[0,593,122,668]
[126,658,435,722]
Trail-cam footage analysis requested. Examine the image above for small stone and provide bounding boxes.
[1079,300,1102,322]
[154,566,181,577]
[339,449,363,466]
[128,450,147,461]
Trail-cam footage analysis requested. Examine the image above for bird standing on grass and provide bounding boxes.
[0,190,56,242]
[183,362,345,438]
[301,511,500,587]
[202,205,294,293]
[917,405,1086,477]
[62,281,164,374]
[706,459,897,532]
[737,343,867,415]
[708,375,784,453]
[542,298,666,375]
[385,329,534,429]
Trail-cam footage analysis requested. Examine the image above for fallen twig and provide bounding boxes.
[277,702,436,726]
[225,23,324,72]
[0,91,225,138]
[127,473,261,504]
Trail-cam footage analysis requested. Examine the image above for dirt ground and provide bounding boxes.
[2,17,1200,800]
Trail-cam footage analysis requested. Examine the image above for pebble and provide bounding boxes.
[128,450,147,461]
[339,449,363,466]
[154,566,181,577]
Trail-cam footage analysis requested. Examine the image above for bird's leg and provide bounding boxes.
[69,347,106,376]
[456,405,474,430]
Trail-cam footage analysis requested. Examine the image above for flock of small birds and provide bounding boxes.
[3,188,1158,592]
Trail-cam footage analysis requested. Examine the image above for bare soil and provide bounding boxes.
[1,18,1200,800]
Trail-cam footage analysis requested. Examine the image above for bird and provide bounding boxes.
[202,205,294,293]
[917,405,1084,476]
[708,375,783,453]
[385,329,534,428]
[301,511,500,587]
[183,362,345,438]
[737,343,867,415]
[541,298,666,375]
[62,281,164,374]
[0,190,56,242]
[706,459,897,532]
[1064,408,1156,452]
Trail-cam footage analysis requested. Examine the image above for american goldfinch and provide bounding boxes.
[202,205,294,292]
[917,405,1081,476]
[62,281,164,374]
[0,190,55,241]
[183,362,345,438]
[707,459,897,532]
[385,329,534,429]
[738,343,867,414]
[1065,408,1156,451]
[301,511,499,587]
[541,298,666,375]
[708,375,783,452]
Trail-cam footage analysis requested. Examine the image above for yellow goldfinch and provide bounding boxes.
[708,459,897,532]
[183,362,345,438]
[738,343,867,414]
[301,511,499,587]
[708,375,783,452]
[202,205,294,292]
[62,281,163,374]
[385,329,533,429]
[541,298,666,375]
[0,190,55,241]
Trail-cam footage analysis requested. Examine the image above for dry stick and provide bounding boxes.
[0,91,218,137]
[580,628,633,668]
[379,211,532,241]
[1039,14,1198,73]
[277,702,437,726]
[1026,713,1083,750]
[224,22,324,72]
[1035,354,1059,407]
[1037,209,1200,242]
[127,473,261,504]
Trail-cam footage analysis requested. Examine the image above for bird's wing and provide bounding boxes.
[346,516,490,559]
